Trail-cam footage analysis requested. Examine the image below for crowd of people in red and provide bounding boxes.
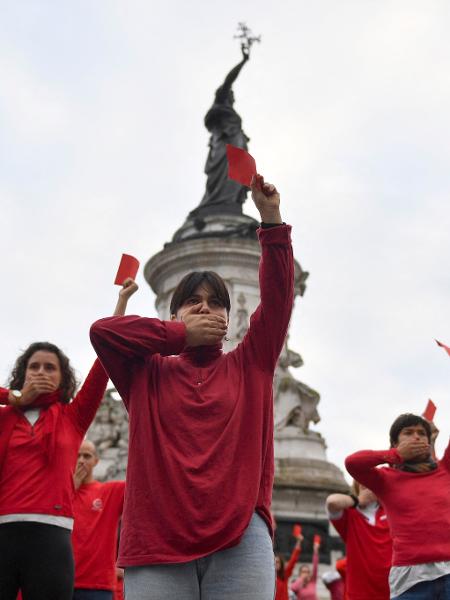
[1,176,449,599]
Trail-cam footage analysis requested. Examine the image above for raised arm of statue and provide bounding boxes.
[215,48,249,104]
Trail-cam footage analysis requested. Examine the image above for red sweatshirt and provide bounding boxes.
[0,360,108,518]
[90,225,294,566]
[73,480,125,590]
[276,546,301,600]
[331,506,391,600]
[345,444,450,567]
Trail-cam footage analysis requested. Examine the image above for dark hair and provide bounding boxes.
[170,271,231,316]
[275,553,285,579]
[8,342,78,404]
[389,413,432,446]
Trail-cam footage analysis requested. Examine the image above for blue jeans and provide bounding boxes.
[392,574,450,599]
[124,513,275,599]
[73,590,113,600]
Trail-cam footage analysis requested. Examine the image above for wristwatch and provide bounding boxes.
[349,493,359,508]
[11,390,22,401]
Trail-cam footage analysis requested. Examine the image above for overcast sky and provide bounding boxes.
[1,1,449,475]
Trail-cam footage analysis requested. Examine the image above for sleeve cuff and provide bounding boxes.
[257,223,292,244]
[0,388,10,405]
[384,448,404,465]
[163,321,187,355]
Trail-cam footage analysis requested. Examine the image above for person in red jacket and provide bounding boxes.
[0,279,137,600]
[346,413,450,599]
[326,482,392,600]
[275,533,302,600]
[72,439,125,600]
[90,176,294,599]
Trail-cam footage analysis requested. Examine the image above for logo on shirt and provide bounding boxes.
[91,498,103,511]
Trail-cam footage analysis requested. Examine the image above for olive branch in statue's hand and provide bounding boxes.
[251,174,282,224]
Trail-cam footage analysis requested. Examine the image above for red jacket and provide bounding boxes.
[276,546,301,600]
[0,360,108,518]
[346,444,450,566]
[90,225,294,566]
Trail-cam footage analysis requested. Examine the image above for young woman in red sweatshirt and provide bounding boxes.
[90,176,295,599]
[0,279,137,600]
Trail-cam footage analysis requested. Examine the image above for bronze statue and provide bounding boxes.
[191,24,260,216]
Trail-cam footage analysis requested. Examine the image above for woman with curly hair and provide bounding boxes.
[0,279,137,600]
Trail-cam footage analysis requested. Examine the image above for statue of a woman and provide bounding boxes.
[195,47,250,213]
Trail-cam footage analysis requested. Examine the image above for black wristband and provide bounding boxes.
[260,222,285,229]
[349,493,359,508]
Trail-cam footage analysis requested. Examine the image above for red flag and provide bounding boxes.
[114,254,140,286]
[435,339,450,357]
[226,144,257,187]
[423,399,437,421]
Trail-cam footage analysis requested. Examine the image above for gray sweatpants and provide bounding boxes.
[124,513,275,599]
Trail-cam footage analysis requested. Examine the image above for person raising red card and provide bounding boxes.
[90,175,293,599]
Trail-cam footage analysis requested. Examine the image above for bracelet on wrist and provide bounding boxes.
[260,221,285,228]
[349,493,359,508]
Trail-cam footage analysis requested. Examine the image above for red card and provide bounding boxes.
[423,399,437,421]
[226,144,257,187]
[313,534,321,545]
[292,524,302,537]
[114,254,140,285]
[435,339,450,357]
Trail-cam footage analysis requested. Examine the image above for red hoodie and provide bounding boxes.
[90,225,294,566]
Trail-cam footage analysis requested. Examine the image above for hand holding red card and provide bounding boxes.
[114,254,140,286]
[313,534,321,547]
[226,144,257,187]
[292,524,302,538]
[423,399,437,422]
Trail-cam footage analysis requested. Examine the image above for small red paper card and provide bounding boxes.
[292,524,302,537]
[423,399,437,421]
[435,339,450,357]
[226,144,257,187]
[313,534,321,545]
[114,254,140,285]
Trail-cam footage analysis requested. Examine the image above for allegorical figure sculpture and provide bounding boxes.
[191,23,260,217]
[197,46,250,212]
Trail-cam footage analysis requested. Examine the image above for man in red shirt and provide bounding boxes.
[346,413,450,599]
[72,440,125,600]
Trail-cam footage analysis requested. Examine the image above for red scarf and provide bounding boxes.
[0,391,61,474]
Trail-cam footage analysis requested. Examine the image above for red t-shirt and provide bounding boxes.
[90,225,294,566]
[346,445,450,567]
[331,506,391,600]
[73,480,125,590]
[0,361,108,518]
